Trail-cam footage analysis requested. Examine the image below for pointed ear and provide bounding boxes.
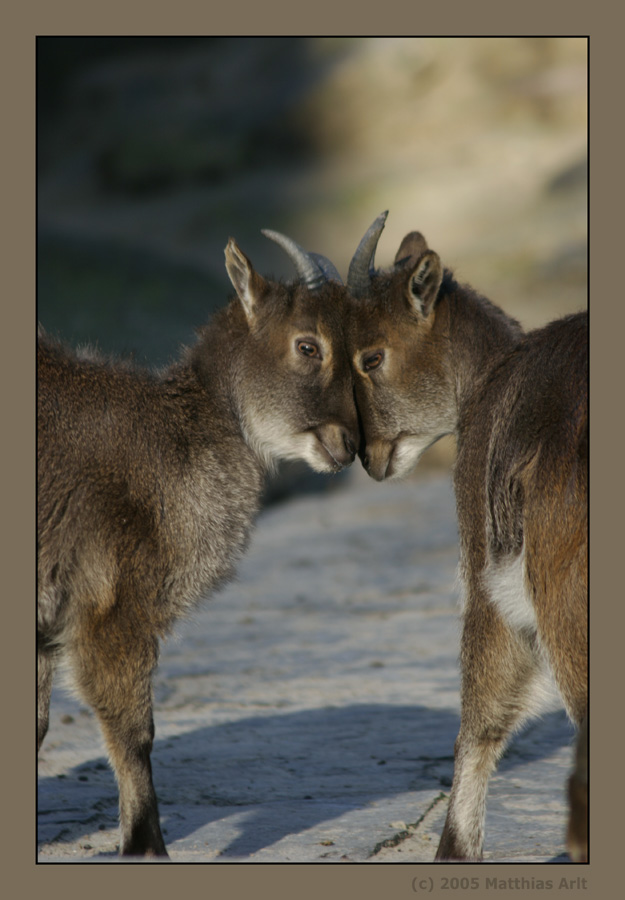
[394,231,429,267]
[408,250,443,317]
[224,239,268,323]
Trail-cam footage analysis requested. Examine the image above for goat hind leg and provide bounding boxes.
[530,532,588,861]
[70,620,168,858]
[436,594,542,861]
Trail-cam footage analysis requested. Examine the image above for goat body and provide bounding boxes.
[348,220,588,861]
[38,235,359,857]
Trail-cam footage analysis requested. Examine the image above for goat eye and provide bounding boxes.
[297,340,320,359]
[364,351,384,371]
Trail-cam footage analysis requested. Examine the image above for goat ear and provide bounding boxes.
[394,231,429,267]
[224,239,267,322]
[408,251,443,317]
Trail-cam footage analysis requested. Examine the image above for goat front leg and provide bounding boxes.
[436,585,541,861]
[70,613,168,858]
[37,640,57,751]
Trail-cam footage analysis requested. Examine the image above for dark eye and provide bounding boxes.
[297,340,321,359]
[363,351,384,371]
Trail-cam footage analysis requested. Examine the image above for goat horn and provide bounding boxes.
[261,229,327,292]
[347,211,388,298]
[309,252,344,285]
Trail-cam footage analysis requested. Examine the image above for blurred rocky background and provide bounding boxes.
[37,37,587,490]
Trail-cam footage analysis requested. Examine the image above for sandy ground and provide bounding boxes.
[37,465,576,864]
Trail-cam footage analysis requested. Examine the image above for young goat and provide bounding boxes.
[347,212,588,861]
[38,228,361,858]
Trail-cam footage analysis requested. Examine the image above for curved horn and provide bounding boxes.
[261,229,327,292]
[309,252,343,285]
[347,211,388,298]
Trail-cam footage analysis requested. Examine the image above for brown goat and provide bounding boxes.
[37,229,361,858]
[346,213,588,861]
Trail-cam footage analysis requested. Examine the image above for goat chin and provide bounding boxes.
[362,434,438,481]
